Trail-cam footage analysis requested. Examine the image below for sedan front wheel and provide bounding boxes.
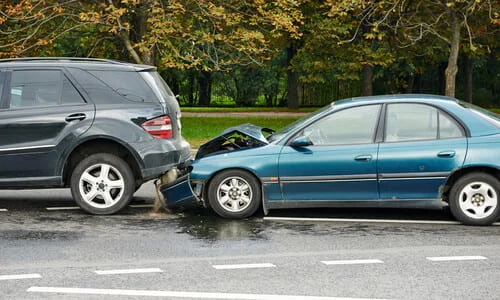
[208,170,261,218]
[449,172,499,225]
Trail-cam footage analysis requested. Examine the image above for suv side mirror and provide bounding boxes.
[290,136,312,147]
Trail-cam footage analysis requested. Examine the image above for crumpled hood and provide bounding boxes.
[195,123,272,159]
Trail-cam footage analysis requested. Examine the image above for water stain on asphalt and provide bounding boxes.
[0,229,81,241]
[1,205,498,244]
[174,215,267,242]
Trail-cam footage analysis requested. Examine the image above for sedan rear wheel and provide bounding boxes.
[208,170,261,218]
[70,153,134,215]
[449,173,499,225]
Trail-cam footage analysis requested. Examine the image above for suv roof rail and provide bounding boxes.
[0,57,128,65]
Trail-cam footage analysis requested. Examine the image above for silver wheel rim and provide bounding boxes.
[458,181,498,220]
[216,176,253,213]
[79,163,125,209]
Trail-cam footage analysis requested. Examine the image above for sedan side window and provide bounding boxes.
[385,103,464,142]
[439,112,464,139]
[303,105,381,146]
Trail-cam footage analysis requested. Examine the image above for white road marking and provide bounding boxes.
[129,204,154,208]
[46,206,80,211]
[322,259,384,265]
[94,268,163,275]
[27,286,390,300]
[212,263,276,270]
[426,256,487,262]
[0,274,41,281]
[46,204,154,211]
[264,217,500,226]
[0,208,7,212]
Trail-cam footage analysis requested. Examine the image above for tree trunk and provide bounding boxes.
[186,70,196,105]
[445,13,461,98]
[133,5,155,66]
[286,45,299,109]
[464,56,473,103]
[361,13,373,96]
[406,73,415,94]
[198,71,212,106]
[362,64,373,96]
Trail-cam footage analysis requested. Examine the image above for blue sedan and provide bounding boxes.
[162,94,500,225]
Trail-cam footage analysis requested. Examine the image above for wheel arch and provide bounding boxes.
[62,138,143,187]
[441,166,500,202]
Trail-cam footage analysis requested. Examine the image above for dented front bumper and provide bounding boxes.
[159,173,204,208]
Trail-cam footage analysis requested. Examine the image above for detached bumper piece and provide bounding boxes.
[160,174,200,208]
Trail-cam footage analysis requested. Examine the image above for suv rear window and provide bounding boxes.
[89,71,159,103]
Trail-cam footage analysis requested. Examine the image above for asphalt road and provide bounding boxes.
[1,183,499,300]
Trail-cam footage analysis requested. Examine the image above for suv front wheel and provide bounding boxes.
[70,153,135,214]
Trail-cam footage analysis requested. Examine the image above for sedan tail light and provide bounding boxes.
[141,116,173,139]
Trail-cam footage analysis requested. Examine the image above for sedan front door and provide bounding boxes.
[278,104,382,204]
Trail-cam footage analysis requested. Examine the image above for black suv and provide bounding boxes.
[0,58,190,214]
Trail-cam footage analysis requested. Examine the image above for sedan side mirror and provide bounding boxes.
[290,136,312,147]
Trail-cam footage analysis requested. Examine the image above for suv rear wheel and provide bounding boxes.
[70,153,135,214]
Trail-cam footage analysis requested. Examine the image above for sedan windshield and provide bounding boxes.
[268,104,333,143]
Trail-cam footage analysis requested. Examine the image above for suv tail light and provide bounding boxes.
[141,116,173,139]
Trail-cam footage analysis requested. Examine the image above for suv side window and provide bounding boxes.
[385,103,464,142]
[10,70,84,108]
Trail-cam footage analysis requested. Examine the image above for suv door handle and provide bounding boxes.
[355,154,372,161]
[65,113,86,122]
[437,150,456,158]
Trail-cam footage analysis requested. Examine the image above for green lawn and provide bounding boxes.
[181,116,300,148]
[181,107,317,113]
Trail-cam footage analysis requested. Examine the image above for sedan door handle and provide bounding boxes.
[65,113,86,122]
[437,150,456,158]
[355,155,372,161]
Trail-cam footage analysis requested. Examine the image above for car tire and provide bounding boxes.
[449,172,499,225]
[70,153,135,215]
[207,169,261,219]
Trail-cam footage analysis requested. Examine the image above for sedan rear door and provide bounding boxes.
[377,103,467,204]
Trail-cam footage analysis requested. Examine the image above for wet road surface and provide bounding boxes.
[1,183,499,300]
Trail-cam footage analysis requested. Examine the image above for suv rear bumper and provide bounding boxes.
[131,138,191,181]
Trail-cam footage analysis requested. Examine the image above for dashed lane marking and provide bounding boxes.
[264,217,500,226]
[45,204,154,211]
[94,268,163,275]
[27,286,391,300]
[0,208,7,212]
[0,274,41,281]
[322,259,384,265]
[212,263,276,270]
[426,256,488,262]
[128,204,154,208]
[45,206,80,211]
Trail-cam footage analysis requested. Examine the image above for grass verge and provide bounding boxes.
[181,107,317,113]
[182,116,300,148]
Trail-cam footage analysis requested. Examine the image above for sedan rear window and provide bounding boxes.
[459,100,500,128]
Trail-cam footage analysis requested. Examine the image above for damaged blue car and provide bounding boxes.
[161,94,500,225]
